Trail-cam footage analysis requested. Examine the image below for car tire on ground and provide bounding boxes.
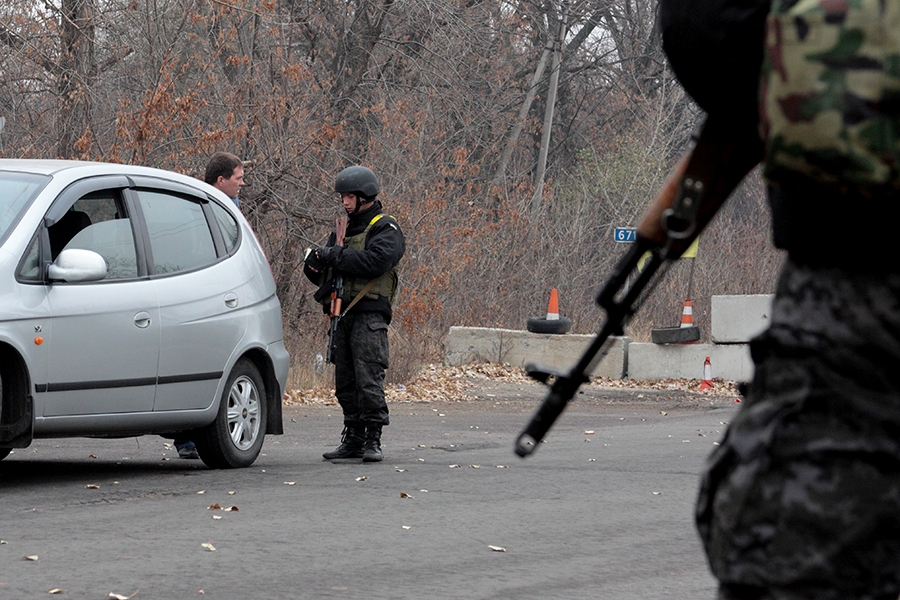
[526,316,572,335]
[196,358,267,469]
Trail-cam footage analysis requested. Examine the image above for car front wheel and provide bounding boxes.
[196,358,267,469]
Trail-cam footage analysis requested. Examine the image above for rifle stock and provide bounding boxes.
[515,116,763,458]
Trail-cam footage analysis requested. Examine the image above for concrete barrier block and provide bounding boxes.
[712,294,774,343]
[627,343,754,382]
[444,326,628,378]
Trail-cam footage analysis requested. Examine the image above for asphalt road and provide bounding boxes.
[0,382,739,600]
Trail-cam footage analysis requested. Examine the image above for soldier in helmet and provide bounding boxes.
[303,166,405,462]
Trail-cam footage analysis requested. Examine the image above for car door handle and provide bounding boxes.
[224,292,238,309]
[134,311,152,328]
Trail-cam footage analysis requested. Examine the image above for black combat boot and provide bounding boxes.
[362,424,383,462]
[323,424,366,460]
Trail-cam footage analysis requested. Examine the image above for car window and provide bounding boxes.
[135,190,217,274]
[49,194,139,280]
[209,200,239,253]
[0,172,49,247]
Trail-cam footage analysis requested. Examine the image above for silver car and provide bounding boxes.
[0,160,289,468]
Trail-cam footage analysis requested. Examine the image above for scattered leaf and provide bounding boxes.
[212,515,223,521]
[89,455,97,459]
[584,430,595,435]
[208,503,221,510]
[355,476,368,482]
[489,545,506,552]
[23,555,39,561]
[394,468,405,473]
[224,506,238,512]
[401,526,411,530]
[399,492,413,499]
[49,588,66,594]
[449,464,460,468]
[106,592,139,600]
[85,484,99,489]
[652,491,662,495]
[283,482,296,485]
[660,411,667,416]
[197,490,206,495]
[228,491,236,495]
[201,542,216,552]
[496,465,508,469]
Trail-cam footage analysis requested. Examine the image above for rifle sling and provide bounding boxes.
[341,279,378,316]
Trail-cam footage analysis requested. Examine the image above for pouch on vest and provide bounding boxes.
[761,0,900,194]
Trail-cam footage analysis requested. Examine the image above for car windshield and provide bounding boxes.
[0,172,50,247]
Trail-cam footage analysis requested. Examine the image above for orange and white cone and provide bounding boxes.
[699,356,713,391]
[680,300,693,328]
[545,288,560,321]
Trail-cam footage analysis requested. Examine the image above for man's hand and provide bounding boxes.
[316,245,341,266]
[304,247,326,273]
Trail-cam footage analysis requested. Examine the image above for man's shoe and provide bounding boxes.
[177,443,200,460]
[323,425,366,460]
[362,424,383,462]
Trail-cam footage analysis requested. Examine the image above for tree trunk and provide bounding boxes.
[57,0,95,159]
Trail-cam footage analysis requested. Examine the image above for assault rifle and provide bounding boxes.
[514,116,764,458]
[326,215,349,364]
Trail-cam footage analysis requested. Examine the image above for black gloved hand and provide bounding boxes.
[304,247,327,273]
[316,245,341,266]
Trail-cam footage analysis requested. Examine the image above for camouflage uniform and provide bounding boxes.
[689,1,900,598]
[697,260,900,599]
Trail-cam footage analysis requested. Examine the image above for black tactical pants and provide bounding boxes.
[697,259,900,600]
[332,311,390,426]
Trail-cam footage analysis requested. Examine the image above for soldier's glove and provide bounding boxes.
[304,247,327,273]
[316,245,341,266]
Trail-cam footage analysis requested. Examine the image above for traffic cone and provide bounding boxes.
[699,356,713,391]
[680,300,693,328]
[545,288,560,321]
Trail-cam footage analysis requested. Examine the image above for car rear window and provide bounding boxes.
[135,189,217,274]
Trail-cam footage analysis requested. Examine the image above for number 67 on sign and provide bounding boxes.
[614,227,636,243]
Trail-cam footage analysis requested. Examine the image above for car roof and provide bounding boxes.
[0,159,231,202]
[0,159,191,179]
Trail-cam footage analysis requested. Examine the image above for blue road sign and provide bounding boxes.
[614,227,636,243]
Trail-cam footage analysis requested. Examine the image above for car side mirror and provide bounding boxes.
[47,248,108,282]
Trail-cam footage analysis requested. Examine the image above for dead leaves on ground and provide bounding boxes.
[283,363,739,406]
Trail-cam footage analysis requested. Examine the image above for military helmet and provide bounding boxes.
[334,166,380,199]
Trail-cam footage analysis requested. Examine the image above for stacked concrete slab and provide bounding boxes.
[443,294,774,382]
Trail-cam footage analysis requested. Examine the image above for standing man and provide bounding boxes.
[173,151,247,460]
[304,166,405,462]
[204,151,245,207]
[655,1,900,599]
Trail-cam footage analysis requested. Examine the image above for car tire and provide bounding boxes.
[526,316,572,335]
[0,448,10,462]
[196,358,267,469]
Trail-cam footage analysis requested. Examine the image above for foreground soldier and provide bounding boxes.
[304,166,405,462]
[657,1,900,599]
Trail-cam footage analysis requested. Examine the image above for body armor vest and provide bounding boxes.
[341,214,399,306]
